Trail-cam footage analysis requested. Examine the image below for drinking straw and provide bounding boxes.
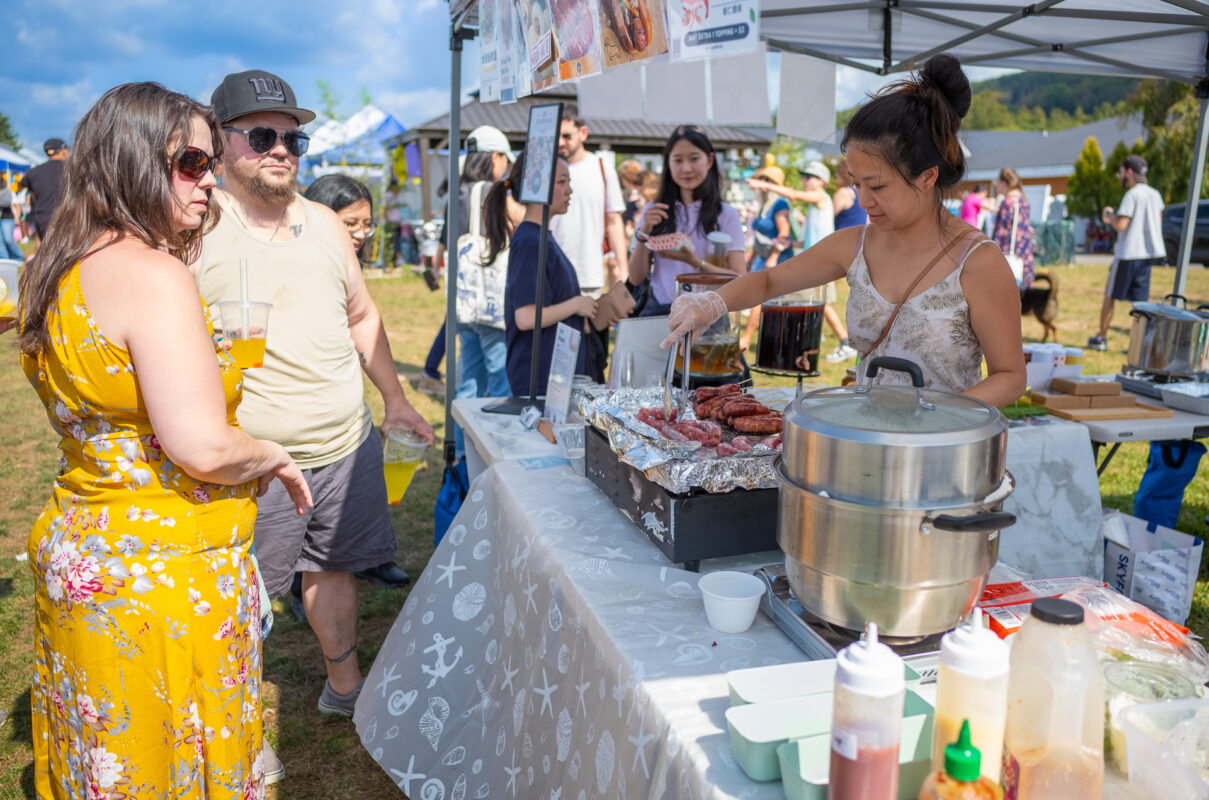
[238,258,249,334]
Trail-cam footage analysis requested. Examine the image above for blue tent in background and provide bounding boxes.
[0,143,42,174]
[303,105,406,170]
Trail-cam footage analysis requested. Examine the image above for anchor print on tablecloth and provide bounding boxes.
[422,632,464,689]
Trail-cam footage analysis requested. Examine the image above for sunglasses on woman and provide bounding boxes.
[223,126,310,157]
[174,146,219,180]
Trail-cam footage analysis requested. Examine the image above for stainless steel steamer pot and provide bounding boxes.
[1127,294,1209,377]
[776,467,1015,637]
[775,357,1016,637]
[780,358,1008,507]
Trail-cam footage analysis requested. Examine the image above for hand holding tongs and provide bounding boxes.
[663,333,692,421]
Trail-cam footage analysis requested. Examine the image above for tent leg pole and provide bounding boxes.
[444,28,465,468]
[1174,92,1209,298]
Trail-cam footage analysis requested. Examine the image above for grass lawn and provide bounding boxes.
[0,259,1207,799]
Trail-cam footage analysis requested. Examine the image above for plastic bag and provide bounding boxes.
[1061,584,1209,686]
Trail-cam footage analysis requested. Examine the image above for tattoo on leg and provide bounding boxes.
[324,642,358,664]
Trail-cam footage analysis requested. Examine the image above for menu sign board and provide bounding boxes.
[666,0,760,61]
[545,322,582,425]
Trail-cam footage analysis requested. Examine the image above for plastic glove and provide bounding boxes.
[660,290,727,349]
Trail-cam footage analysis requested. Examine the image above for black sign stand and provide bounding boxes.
[485,101,563,416]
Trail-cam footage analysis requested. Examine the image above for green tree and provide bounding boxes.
[0,110,18,149]
[1125,80,1205,202]
[317,79,343,120]
[1066,137,1118,218]
[965,90,1016,130]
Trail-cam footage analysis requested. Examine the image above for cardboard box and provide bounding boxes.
[1030,390,1091,409]
[1050,377,1121,396]
[1103,511,1204,625]
[1089,392,1138,408]
[978,576,1107,638]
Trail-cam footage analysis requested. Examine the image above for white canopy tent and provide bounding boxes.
[436,0,1209,461]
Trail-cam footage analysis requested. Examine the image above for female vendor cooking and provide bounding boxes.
[663,54,1026,408]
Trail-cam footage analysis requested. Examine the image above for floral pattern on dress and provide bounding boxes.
[993,193,1035,288]
[845,232,991,393]
[22,266,263,799]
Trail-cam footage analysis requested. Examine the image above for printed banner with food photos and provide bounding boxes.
[550,0,603,81]
[599,0,669,68]
[666,0,760,61]
[480,0,502,102]
[515,0,559,92]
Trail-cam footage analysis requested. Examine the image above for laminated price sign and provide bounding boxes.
[544,322,582,425]
[667,0,761,61]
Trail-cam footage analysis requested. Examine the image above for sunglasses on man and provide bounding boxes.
[223,126,310,158]
[174,146,219,180]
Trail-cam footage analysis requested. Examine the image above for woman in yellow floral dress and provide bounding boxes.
[16,83,312,799]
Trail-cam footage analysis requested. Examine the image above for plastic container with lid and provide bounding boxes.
[1102,660,1196,777]
[1120,698,1209,799]
[918,720,1003,799]
[829,622,905,800]
[931,608,1009,783]
[1001,597,1104,799]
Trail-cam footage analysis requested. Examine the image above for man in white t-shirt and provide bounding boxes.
[1089,154,1166,350]
[549,103,628,378]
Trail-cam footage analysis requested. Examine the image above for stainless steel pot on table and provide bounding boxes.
[1128,294,1209,378]
[776,357,1016,638]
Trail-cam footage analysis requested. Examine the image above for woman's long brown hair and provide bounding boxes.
[17,82,223,356]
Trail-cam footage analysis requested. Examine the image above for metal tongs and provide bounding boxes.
[663,333,691,421]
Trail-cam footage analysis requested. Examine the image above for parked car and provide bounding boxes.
[1162,200,1209,266]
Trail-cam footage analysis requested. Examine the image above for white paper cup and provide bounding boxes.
[698,571,765,634]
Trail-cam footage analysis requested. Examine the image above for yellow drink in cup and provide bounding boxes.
[227,338,266,368]
[383,428,428,505]
[215,300,272,369]
[0,261,19,323]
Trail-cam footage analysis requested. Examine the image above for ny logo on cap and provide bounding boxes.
[249,77,285,103]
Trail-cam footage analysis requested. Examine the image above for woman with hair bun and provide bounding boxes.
[663,54,1025,407]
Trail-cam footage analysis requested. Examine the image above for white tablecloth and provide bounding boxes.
[452,398,560,482]
[355,458,804,800]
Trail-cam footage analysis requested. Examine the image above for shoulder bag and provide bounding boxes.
[455,181,507,329]
[1003,200,1025,286]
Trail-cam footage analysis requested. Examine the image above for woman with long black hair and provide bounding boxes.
[627,126,746,316]
[664,55,1026,408]
[481,150,597,395]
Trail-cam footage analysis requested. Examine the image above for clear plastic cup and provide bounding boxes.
[699,571,765,633]
[216,301,272,369]
[383,427,428,505]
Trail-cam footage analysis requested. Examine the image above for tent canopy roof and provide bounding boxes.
[764,0,1209,85]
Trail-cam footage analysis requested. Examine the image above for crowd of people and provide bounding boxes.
[3,52,1172,798]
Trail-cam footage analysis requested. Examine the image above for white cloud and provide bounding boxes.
[30,79,97,113]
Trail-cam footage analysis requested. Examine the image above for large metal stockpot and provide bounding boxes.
[1128,294,1209,378]
[776,357,1016,637]
[780,358,1008,507]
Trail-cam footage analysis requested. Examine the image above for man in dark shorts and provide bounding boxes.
[193,70,434,736]
[17,138,70,251]
[1089,154,1166,350]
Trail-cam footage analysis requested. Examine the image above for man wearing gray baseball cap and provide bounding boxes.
[192,70,433,765]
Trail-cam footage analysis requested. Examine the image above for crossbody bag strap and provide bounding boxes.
[861,233,970,359]
[468,181,486,239]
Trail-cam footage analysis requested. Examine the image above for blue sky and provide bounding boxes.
[2,0,1007,150]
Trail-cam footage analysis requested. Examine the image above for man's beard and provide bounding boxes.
[246,170,297,206]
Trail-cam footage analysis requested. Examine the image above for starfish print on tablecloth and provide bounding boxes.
[435,550,467,588]
[628,707,656,778]
[502,656,519,696]
[646,623,687,648]
[576,664,591,717]
[505,750,521,798]
[389,755,426,795]
[534,667,558,718]
[522,578,539,616]
[375,662,401,698]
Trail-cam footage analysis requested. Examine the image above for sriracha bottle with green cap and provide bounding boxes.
[918,720,1003,799]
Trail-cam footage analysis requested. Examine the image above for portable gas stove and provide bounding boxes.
[755,563,943,680]
[1116,368,1202,399]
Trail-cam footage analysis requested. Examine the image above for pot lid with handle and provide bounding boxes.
[1131,294,1208,322]
[785,356,1005,443]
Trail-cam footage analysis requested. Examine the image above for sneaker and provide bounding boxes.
[417,375,445,396]
[1087,335,1108,351]
[824,344,859,363]
[317,678,364,718]
[263,738,285,785]
[355,561,411,588]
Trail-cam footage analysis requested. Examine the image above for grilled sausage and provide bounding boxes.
[733,415,783,434]
[721,398,772,417]
[694,384,742,401]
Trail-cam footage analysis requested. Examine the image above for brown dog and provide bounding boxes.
[1020,269,1059,342]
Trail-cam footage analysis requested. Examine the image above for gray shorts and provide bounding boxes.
[253,431,396,598]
